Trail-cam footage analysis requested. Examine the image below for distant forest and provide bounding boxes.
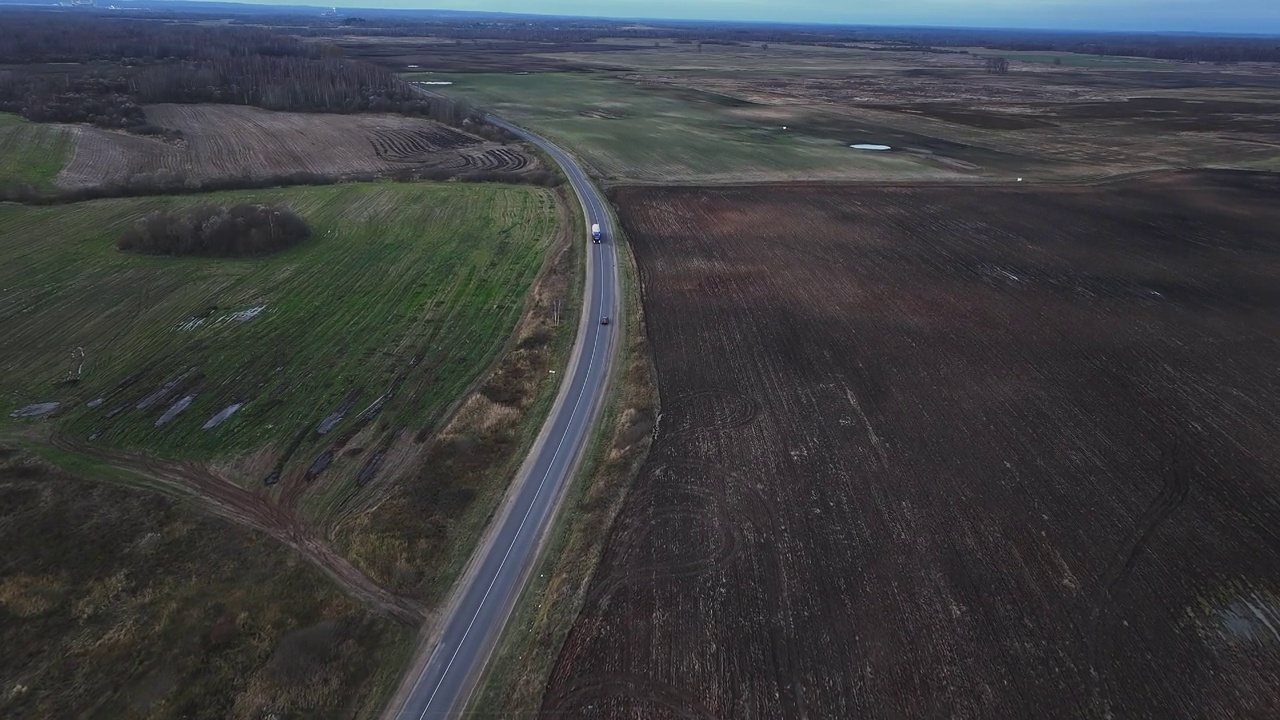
[0,13,486,130]
[1,8,1276,136]
[310,18,1280,64]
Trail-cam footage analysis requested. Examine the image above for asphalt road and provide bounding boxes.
[394,118,620,719]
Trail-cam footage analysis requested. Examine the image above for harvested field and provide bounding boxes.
[546,172,1280,718]
[55,104,537,189]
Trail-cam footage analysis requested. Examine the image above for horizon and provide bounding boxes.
[159,0,1280,34]
[5,0,1280,34]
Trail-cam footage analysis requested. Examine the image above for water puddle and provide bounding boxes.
[155,395,194,427]
[215,305,266,325]
[202,403,243,430]
[136,371,192,410]
[1216,594,1280,643]
[305,449,334,481]
[317,390,360,435]
[10,402,59,419]
[851,144,892,151]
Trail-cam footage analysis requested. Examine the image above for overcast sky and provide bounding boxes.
[285,0,1280,33]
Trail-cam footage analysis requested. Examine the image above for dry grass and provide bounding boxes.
[0,446,413,720]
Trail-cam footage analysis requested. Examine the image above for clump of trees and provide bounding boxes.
[0,71,148,129]
[118,204,311,257]
[130,56,480,122]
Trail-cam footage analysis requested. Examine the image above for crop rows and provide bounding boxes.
[56,104,519,188]
[449,147,533,172]
[545,173,1280,718]
[368,125,479,161]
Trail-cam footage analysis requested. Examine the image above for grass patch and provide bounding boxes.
[0,182,559,469]
[0,446,412,720]
[0,117,74,190]
[420,72,933,182]
[970,49,1171,69]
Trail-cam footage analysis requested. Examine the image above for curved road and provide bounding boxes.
[394,117,620,719]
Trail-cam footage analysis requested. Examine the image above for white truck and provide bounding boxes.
[591,223,602,243]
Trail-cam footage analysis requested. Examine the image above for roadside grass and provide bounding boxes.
[0,445,413,720]
[0,114,75,190]
[0,182,558,475]
[418,72,935,182]
[469,209,657,716]
[335,187,585,605]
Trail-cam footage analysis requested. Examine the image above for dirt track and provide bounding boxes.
[544,171,1280,718]
[52,433,426,624]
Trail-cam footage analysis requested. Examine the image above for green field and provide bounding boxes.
[0,448,412,720]
[414,72,937,182]
[0,182,559,465]
[0,113,75,190]
[969,49,1172,69]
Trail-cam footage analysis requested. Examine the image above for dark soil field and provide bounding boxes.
[544,172,1280,718]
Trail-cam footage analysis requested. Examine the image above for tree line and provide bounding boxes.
[0,12,311,64]
[130,56,479,121]
[0,163,562,206]
[316,15,1280,65]
[0,11,489,131]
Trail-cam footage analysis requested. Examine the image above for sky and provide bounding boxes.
[262,0,1280,34]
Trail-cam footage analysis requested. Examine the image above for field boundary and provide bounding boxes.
[599,166,1254,192]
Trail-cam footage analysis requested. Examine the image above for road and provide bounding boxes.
[393,117,620,719]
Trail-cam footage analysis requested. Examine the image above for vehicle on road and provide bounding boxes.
[591,223,603,243]
[601,316,610,325]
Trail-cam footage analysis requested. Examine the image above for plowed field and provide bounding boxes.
[546,172,1280,718]
[55,104,536,188]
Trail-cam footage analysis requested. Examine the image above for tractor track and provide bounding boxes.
[50,432,427,625]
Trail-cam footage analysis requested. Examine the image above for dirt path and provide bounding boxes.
[51,432,427,625]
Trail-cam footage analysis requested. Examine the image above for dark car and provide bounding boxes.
[601,316,610,325]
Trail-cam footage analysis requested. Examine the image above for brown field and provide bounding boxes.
[55,104,537,189]
[544,173,1280,718]
[498,41,1280,179]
